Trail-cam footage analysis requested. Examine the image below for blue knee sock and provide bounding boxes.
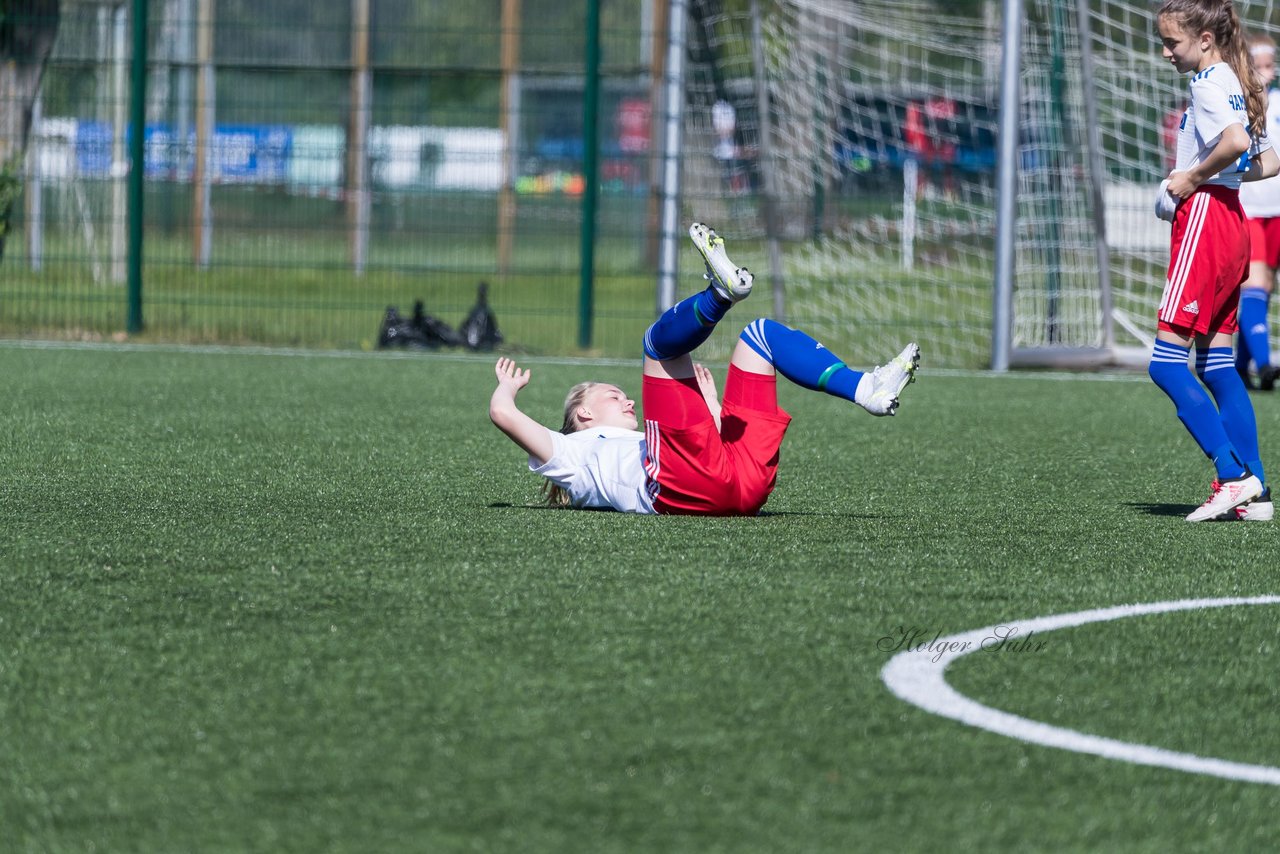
[1197,346,1265,483]
[1236,329,1252,376]
[643,286,732,360]
[740,318,865,402]
[1149,341,1247,480]
[1238,288,1272,371]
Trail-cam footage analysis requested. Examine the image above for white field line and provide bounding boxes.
[881,596,1280,786]
[0,338,1153,383]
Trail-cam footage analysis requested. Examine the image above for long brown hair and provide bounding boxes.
[1159,0,1267,137]
[542,381,599,508]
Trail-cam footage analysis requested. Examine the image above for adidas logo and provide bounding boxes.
[1182,300,1199,315]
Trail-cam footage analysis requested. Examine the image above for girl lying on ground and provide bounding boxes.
[489,222,920,515]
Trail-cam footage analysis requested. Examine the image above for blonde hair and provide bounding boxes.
[1248,30,1276,56]
[1159,0,1267,137]
[542,381,600,508]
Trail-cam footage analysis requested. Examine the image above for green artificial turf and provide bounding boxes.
[2,342,1279,852]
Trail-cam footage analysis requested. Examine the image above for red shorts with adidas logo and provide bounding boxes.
[642,365,791,516]
[1159,184,1248,336]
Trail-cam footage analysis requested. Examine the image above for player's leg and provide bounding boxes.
[1194,329,1272,521]
[1237,260,1274,389]
[717,338,790,516]
[722,336,779,413]
[1254,273,1278,390]
[1150,328,1260,521]
[642,223,752,363]
[737,318,919,416]
[1235,219,1267,386]
[1251,216,1279,390]
[1155,188,1262,520]
[1196,330,1265,483]
[642,291,732,365]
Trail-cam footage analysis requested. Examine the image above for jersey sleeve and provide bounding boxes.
[528,428,581,488]
[1190,74,1242,147]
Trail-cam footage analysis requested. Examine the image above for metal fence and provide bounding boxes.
[5,0,657,355]
[3,0,1005,366]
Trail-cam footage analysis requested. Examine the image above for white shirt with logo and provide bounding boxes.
[1174,63,1268,191]
[528,426,656,514]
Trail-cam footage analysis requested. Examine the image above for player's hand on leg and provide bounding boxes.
[694,363,722,430]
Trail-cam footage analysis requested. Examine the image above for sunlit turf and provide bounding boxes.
[2,342,1278,851]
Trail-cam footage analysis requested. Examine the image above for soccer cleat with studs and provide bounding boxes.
[859,342,921,416]
[689,222,753,303]
[1235,487,1274,521]
[1186,474,1263,522]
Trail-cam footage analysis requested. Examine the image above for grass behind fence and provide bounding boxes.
[2,343,1280,851]
[2,184,998,365]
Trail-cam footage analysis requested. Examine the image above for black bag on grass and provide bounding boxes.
[458,281,503,351]
[377,306,431,349]
[411,300,463,347]
[377,285,501,351]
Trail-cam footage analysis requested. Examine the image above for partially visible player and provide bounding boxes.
[1152,0,1279,521]
[1237,30,1280,389]
[489,223,920,515]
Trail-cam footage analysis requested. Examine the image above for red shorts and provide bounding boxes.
[1248,216,1280,269]
[642,365,791,516]
[1159,185,1247,336]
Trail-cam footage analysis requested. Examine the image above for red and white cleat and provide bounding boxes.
[1186,475,1263,522]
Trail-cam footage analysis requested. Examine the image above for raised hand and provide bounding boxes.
[494,357,532,393]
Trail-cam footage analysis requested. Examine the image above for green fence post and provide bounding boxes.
[127,0,148,334]
[578,0,601,350]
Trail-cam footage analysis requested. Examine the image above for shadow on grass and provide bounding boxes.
[1126,502,1197,518]
[488,502,876,518]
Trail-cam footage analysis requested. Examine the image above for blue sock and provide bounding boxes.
[740,318,864,402]
[643,286,731,360]
[1236,330,1251,376]
[1197,346,1265,484]
[1238,288,1272,370]
[1149,340,1247,480]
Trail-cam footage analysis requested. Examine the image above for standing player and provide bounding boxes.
[1237,30,1280,390]
[1153,0,1280,522]
[489,223,920,515]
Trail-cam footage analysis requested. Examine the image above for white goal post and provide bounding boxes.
[676,0,1280,370]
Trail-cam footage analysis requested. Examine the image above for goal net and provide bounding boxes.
[679,0,1280,370]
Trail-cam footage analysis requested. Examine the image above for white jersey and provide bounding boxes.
[1173,63,1262,190]
[528,425,656,514]
[1239,86,1280,217]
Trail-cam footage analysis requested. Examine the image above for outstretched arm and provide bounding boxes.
[489,358,555,465]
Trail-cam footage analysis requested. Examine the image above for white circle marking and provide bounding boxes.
[881,596,1280,785]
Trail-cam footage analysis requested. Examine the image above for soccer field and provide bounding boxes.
[3,342,1279,851]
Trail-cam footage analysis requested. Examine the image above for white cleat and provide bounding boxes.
[858,342,921,416]
[689,222,753,302]
[1235,488,1274,521]
[1186,475,1263,522]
